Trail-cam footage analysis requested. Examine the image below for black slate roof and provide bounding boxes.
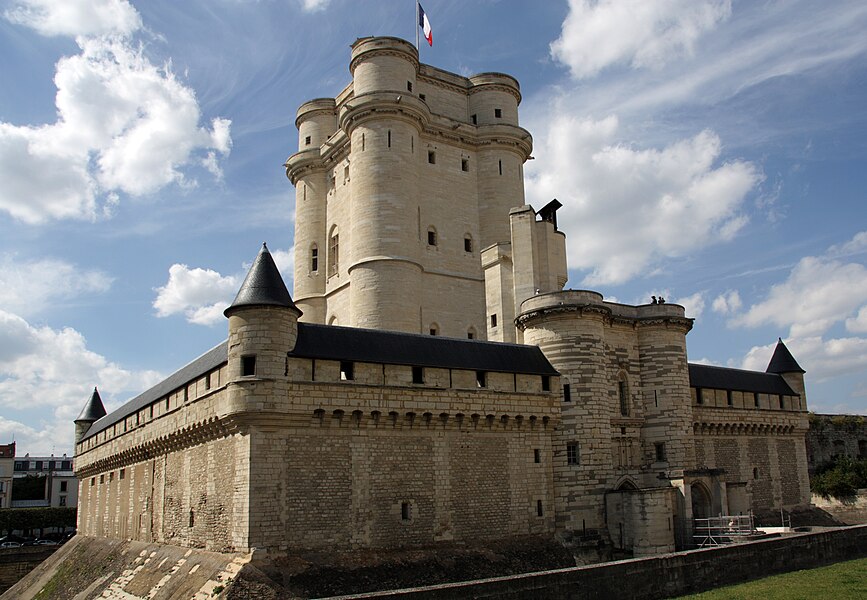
[766,338,805,374]
[224,243,298,316]
[688,363,796,396]
[81,324,558,441]
[76,387,107,423]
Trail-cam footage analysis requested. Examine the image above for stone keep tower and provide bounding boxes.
[285,36,540,339]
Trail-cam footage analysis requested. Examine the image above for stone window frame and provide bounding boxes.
[654,442,667,462]
[566,442,580,465]
[310,243,319,273]
[328,226,339,277]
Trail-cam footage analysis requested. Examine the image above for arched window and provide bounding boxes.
[328,226,339,276]
[429,323,439,336]
[618,373,629,416]
[310,243,319,273]
[467,326,477,340]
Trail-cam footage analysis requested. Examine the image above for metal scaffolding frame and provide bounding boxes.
[693,513,756,548]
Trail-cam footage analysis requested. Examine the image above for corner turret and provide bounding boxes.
[224,243,302,383]
[74,387,106,445]
[766,338,807,404]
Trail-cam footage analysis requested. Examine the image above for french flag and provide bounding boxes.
[418,3,432,46]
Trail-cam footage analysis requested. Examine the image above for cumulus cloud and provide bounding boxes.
[742,336,867,384]
[550,0,732,79]
[300,0,331,13]
[153,247,294,326]
[712,290,742,315]
[676,292,706,320]
[0,0,232,224]
[526,117,761,285]
[0,308,163,453]
[0,254,112,318]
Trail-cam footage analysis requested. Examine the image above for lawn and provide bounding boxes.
[674,557,867,599]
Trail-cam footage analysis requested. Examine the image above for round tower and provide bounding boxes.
[74,387,107,446]
[288,99,336,323]
[469,74,531,248]
[342,37,428,332]
[224,244,302,386]
[517,291,616,534]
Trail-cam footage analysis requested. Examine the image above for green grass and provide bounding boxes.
[674,557,867,599]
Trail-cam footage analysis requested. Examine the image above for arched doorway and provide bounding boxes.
[691,482,712,520]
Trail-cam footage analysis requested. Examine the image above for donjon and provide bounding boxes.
[71,37,811,569]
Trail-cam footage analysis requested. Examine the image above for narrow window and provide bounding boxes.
[109,471,114,482]
[189,510,195,528]
[655,442,666,462]
[619,378,629,416]
[428,150,436,164]
[119,468,126,480]
[779,394,784,409]
[305,135,311,146]
[429,324,438,336]
[241,355,256,376]
[59,496,66,506]
[205,373,211,391]
[340,361,354,381]
[329,229,339,276]
[406,81,413,92]
[494,108,502,118]
[567,442,579,465]
[464,236,473,252]
[91,477,95,487]
[753,467,759,479]
[149,405,154,419]
[534,449,541,464]
[476,371,487,388]
[344,165,349,182]
[401,502,411,521]
[183,387,189,402]
[490,314,498,328]
[362,133,365,151]
[727,390,733,406]
[563,384,571,402]
[537,500,544,517]
[427,228,437,246]
[387,130,391,148]
[419,93,426,101]
[471,114,477,125]
[654,390,659,408]
[461,158,469,172]
[166,397,170,411]
[311,245,319,272]
[696,388,704,405]
[412,366,424,384]
[542,375,551,391]
[754,392,760,408]
[498,159,503,175]
[60,481,68,492]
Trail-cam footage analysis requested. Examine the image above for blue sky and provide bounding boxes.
[1,0,866,455]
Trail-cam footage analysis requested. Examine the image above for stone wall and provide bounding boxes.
[0,546,57,595]
[806,413,867,471]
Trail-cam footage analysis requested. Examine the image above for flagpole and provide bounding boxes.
[415,1,419,50]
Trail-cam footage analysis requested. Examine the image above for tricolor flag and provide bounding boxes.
[418,3,432,46]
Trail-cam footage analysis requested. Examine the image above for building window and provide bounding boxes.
[119,468,125,480]
[727,390,733,406]
[60,481,68,492]
[490,314,498,328]
[428,150,436,164]
[498,159,503,175]
[464,236,473,252]
[534,449,541,464]
[567,442,579,465]
[563,383,571,402]
[461,158,469,172]
[419,93,426,101]
[655,442,667,462]
[471,114,477,125]
[304,135,311,146]
[329,228,339,276]
[467,327,476,340]
[537,499,544,517]
[427,228,437,246]
[429,324,438,335]
[189,510,195,528]
[387,129,391,148]
[35,461,42,470]
[542,375,551,391]
[241,355,256,376]
[494,108,502,118]
[205,373,211,391]
[696,388,704,405]
[754,392,760,408]
[340,361,354,381]
[412,366,424,384]
[476,371,487,388]
[406,81,413,92]
[753,467,759,479]
[619,377,629,416]
[401,502,411,521]
[59,496,67,506]
[91,478,95,487]
[779,394,785,409]
[311,245,319,273]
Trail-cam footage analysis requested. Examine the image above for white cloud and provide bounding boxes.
[550,0,731,79]
[0,308,163,454]
[4,0,141,37]
[712,289,742,315]
[676,291,705,320]
[300,0,331,13]
[153,265,239,326]
[0,254,112,318]
[153,247,294,326]
[742,336,867,384]
[526,117,761,285]
[845,306,867,334]
[0,1,232,224]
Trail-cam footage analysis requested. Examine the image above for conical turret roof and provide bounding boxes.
[766,338,805,374]
[76,387,107,423]
[224,243,299,316]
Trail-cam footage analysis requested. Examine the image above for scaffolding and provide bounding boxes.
[693,513,756,548]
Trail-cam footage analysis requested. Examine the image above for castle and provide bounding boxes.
[72,37,810,561]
